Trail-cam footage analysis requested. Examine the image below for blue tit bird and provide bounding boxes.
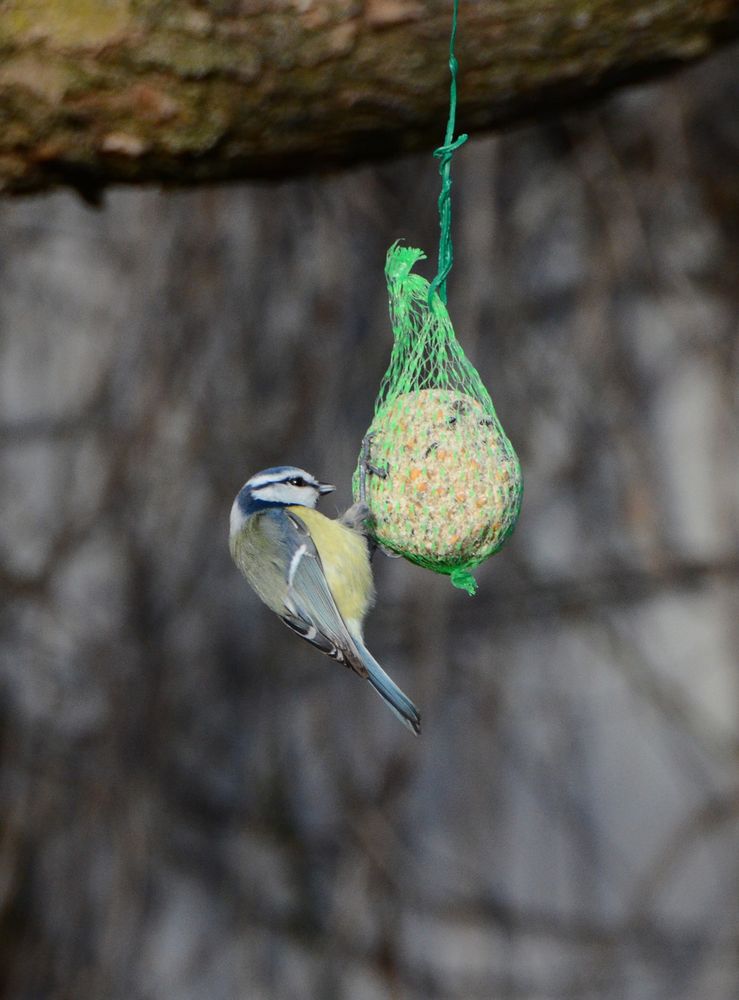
[229,465,421,734]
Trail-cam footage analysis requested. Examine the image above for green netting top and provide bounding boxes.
[354,243,523,595]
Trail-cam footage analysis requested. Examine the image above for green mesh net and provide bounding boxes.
[353,243,522,595]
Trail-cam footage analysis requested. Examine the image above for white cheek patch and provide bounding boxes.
[253,484,284,504]
[255,483,319,508]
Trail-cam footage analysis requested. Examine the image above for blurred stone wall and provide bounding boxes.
[0,48,737,1000]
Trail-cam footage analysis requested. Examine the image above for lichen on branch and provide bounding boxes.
[0,0,737,196]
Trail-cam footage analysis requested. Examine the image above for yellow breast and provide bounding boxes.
[287,506,374,631]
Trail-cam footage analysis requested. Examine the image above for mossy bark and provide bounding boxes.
[0,0,737,197]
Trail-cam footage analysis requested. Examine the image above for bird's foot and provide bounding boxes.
[339,501,372,532]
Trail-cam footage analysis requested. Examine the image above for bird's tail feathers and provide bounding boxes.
[354,639,421,736]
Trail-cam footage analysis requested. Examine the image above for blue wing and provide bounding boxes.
[260,509,368,677]
[253,508,421,733]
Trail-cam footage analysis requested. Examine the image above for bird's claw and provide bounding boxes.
[340,501,371,532]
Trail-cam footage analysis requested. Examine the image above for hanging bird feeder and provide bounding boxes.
[354,0,522,595]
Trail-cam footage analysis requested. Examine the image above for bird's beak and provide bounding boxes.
[318,482,336,495]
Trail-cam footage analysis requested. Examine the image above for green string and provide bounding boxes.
[428,0,468,308]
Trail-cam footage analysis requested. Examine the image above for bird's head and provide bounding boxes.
[230,466,335,537]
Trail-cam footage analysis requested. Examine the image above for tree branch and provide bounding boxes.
[0,0,738,197]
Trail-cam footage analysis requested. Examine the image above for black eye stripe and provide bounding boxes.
[251,474,313,490]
